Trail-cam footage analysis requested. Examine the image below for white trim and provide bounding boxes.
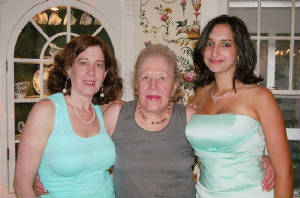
[0,1,8,192]
[229,1,300,8]
[289,0,296,90]
[272,90,300,95]
[14,58,53,64]
[267,39,276,89]
[251,36,300,40]
[287,128,300,140]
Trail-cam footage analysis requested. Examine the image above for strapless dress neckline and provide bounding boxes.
[185,113,274,198]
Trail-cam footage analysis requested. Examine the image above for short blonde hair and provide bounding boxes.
[133,44,182,102]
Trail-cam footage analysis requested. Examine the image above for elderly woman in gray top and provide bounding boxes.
[104,44,196,198]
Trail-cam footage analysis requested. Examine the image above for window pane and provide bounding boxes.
[258,40,268,87]
[15,103,35,136]
[294,40,300,90]
[33,7,67,38]
[14,22,47,59]
[288,140,300,196]
[14,63,39,97]
[261,1,291,36]
[275,40,290,90]
[228,7,258,34]
[71,8,101,36]
[45,36,67,58]
[295,2,300,36]
[31,65,53,97]
[276,97,300,128]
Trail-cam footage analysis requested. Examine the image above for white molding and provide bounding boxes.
[0,0,8,193]
[271,90,300,96]
[200,0,228,32]
[267,39,275,89]
[122,0,140,101]
[287,128,300,140]
[229,1,300,8]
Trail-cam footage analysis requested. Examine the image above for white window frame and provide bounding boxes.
[228,0,300,196]
[228,0,300,135]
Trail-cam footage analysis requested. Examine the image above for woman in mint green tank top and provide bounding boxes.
[185,15,293,198]
[14,35,122,198]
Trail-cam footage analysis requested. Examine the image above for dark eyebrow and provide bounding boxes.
[221,39,233,42]
[96,60,105,63]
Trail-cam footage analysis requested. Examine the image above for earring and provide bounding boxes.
[62,77,69,94]
[236,56,240,62]
[100,85,104,98]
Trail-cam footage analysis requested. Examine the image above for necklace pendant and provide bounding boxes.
[138,102,172,125]
[68,96,96,125]
[210,88,229,104]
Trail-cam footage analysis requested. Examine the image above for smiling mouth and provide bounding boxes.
[84,80,96,86]
[209,59,224,64]
[146,95,161,100]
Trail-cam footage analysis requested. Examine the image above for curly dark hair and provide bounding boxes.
[193,14,263,89]
[48,35,123,104]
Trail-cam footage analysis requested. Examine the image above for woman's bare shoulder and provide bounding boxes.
[30,98,55,118]
[244,84,274,100]
[191,84,212,103]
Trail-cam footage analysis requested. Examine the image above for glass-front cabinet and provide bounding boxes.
[7,4,114,194]
[229,0,300,196]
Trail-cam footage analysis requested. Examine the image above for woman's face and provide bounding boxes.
[69,45,107,98]
[203,24,238,75]
[137,55,178,114]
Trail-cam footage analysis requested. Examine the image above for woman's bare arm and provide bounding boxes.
[14,99,54,198]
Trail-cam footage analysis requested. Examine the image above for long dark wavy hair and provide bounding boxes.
[48,35,123,104]
[193,15,263,89]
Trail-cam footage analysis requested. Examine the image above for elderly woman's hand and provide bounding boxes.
[101,100,125,112]
[33,174,48,197]
[186,102,198,110]
[261,155,275,191]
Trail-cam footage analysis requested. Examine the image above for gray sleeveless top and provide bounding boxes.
[112,100,196,198]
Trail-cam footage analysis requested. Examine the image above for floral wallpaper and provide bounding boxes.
[139,0,201,104]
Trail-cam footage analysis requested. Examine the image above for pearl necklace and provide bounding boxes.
[68,96,96,125]
[210,88,229,104]
[138,102,172,125]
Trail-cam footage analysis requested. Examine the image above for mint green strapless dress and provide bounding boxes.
[185,114,274,198]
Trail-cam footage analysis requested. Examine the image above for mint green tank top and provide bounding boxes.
[186,114,274,198]
[38,93,115,198]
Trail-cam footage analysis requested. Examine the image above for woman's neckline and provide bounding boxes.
[192,113,259,122]
[61,93,101,139]
[133,100,175,134]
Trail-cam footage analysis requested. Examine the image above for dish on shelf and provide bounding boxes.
[17,121,25,133]
[15,134,22,141]
[14,81,29,99]
[33,67,52,95]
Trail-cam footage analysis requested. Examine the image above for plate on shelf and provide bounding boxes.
[32,67,52,95]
